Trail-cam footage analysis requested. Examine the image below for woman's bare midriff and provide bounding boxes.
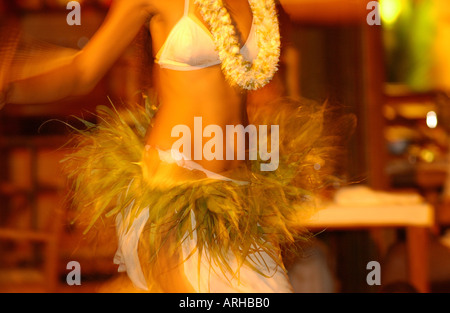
[145,0,254,174]
[137,1,254,292]
[139,65,251,293]
[146,64,249,174]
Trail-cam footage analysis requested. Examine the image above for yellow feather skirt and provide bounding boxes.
[61,95,354,292]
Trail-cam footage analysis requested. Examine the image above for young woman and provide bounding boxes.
[0,0,344,292]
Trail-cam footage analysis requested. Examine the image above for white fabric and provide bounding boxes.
[182,211,293,293]
[156,147,248,185]
[114,147,291,292]
[114,203,150,291]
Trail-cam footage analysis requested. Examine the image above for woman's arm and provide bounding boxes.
[3,0,155,105]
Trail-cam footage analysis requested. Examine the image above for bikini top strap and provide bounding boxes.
[184,0,190,16]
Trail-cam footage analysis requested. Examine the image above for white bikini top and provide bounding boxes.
[154,0,259,71]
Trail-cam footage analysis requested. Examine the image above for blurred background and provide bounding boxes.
[1,0,450,293]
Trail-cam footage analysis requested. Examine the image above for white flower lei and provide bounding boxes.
[194,0,281,90]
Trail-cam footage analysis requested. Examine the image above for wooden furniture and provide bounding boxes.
[0,7,140,291]
[304,200,434,293]
[0,135,68,292]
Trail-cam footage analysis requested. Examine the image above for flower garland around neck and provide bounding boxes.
[193,0,281,90]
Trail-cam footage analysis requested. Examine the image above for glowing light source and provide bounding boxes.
[420,149,435,163]
[380,0,403,25]
[426,111,438,129]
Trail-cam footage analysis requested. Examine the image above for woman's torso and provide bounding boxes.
[146,0,256,173]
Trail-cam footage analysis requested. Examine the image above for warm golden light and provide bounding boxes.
[380,0,403,25]
[420,149,435,163]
